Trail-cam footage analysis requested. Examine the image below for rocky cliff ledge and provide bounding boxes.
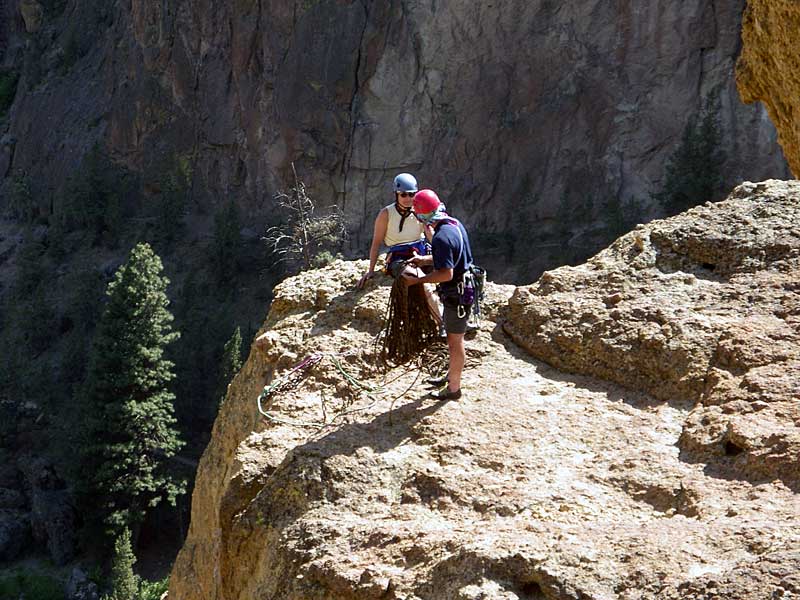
[737,1,800,176]
[169,182,800,600]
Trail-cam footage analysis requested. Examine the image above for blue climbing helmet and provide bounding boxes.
[394,173,418,193]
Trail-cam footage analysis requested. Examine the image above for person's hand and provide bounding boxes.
[402,271,420,286]
[357,270,375,289]
[408,253,431,267]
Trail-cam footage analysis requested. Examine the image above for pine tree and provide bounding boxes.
[211,200,242,285]
[655,96,726,216]
[105,528,138,600]
[217,326,242,406]
[78,242,185,539]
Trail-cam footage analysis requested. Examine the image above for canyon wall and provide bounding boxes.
[0,0,789,281]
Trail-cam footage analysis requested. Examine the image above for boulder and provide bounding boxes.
[18,455,77,565]
[168,194,800,599]
[30,489,77,565]
[504,179,800,490]
[738,0,800,175]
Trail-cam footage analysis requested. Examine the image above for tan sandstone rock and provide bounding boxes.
[737,1,800,176]
[504,180,800,492]
[170,183,800,599]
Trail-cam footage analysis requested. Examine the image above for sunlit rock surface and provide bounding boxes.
[737,0,800,176]
[170,181,800,600]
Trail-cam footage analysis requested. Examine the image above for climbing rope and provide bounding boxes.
[378,276,440,366]
[256,271,463,429]
[255,342,474,429]
[257,351,393,429]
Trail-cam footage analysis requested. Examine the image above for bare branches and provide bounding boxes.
[263,164,347,272]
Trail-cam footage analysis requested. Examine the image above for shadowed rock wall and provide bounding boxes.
[0,0,790,282]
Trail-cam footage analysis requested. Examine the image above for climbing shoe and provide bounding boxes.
[430,387,461,400]
[426,373,449,387]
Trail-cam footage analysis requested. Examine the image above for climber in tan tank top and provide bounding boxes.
[357,173,430,287]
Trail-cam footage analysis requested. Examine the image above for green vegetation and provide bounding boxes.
[604,195,639,238]
[655,96,726,216]
[0,70,19,117]
[104,528,138,600]
[100,529,170,600]
[0,142,276,566]
[0,569,64,600]
[217,326,243,406]
[0,234,57,401]
[139,577,170,600]
[40,0,68,16]
[59,30,82,75]
[61,143,127,246]
[211,200,242,284]
[77,242,185,539]
[6,170,37,223]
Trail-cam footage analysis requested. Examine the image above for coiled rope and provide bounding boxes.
[378,277,440,366]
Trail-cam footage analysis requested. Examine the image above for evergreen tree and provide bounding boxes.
[78,242,185,539]
[217,326,242,406]
[211,200,242,285]
[62,143,124,246]
[656,97,726,216]
[105,528,138,600]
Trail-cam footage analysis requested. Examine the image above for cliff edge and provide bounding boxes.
[169,180,800,599]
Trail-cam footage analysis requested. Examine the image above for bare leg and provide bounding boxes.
[446,332,465,393]
[425,284,443,325]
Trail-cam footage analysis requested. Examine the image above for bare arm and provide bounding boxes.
[403,267,453,286]
[358,208,389,288]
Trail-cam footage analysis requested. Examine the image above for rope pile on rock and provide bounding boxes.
[379,276,440,366]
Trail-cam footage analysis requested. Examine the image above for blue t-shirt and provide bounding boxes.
[432,218,473,291]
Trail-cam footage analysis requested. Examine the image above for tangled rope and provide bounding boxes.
[256,351,402,429]
[379,277,441,366]
[256,353,325,427]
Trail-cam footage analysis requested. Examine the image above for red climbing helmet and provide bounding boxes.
[413,189,441,215]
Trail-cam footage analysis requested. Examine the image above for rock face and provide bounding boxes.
[18,455,77,565]
[170,180,800,600]
[0,510,29,561]
[503,179,800,492]
[17,0,43,33]
[737,1,800,176]
[0,0,790,280]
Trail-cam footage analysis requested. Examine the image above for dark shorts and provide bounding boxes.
[442,302,469,334]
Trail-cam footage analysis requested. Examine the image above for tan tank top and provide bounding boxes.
[383,203,425,247]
